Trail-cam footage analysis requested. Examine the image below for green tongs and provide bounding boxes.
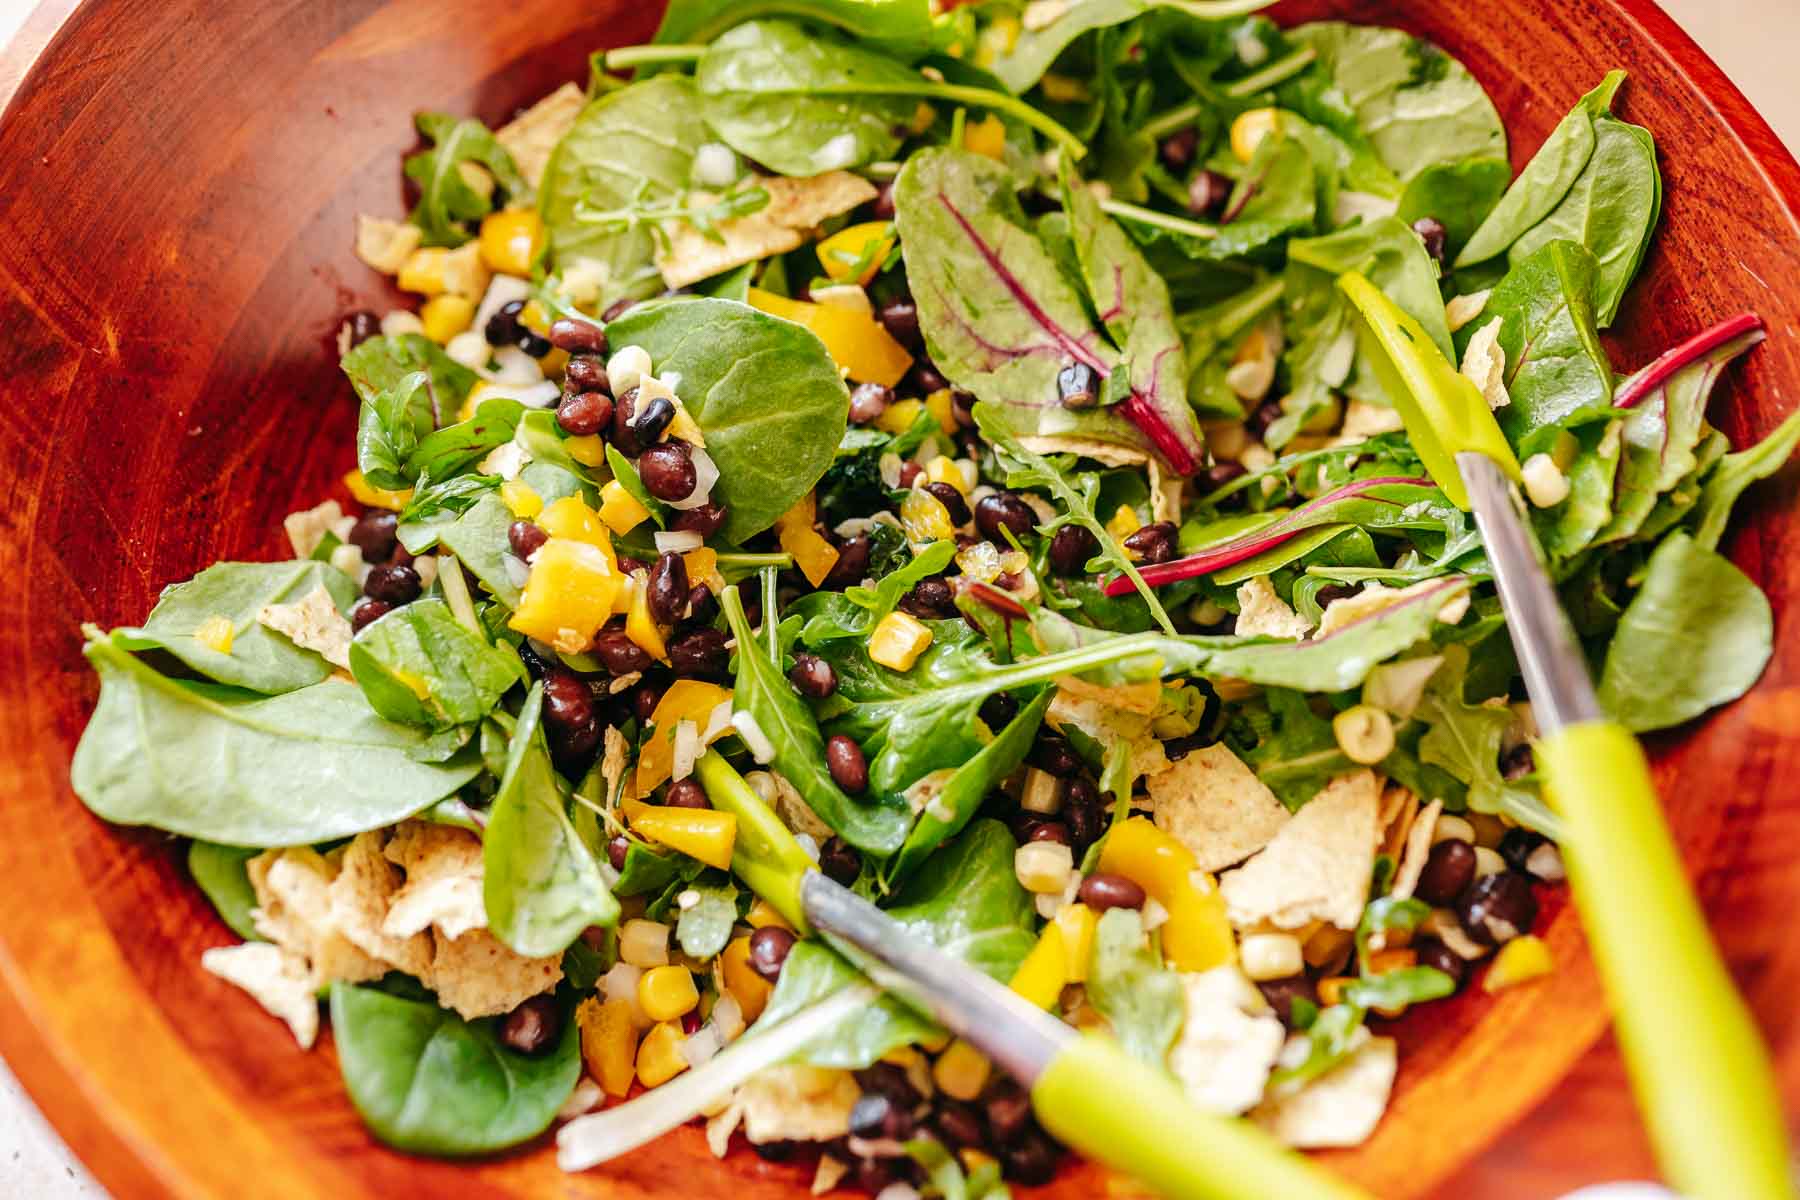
[1339,273,1794,1200]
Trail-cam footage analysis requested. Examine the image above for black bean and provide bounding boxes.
[848,382,893,426]
[1163,728,1222,760]
[617,556,650,577]
[1187,168,1232,219]
[825,734,869,794]
[898,576,955,618]
[872,179,897,221]
[979,692,1019,730]
[347,509,399,563]
[363,562,421,604]
[751,1139,796,1162]
[735,579,764,629]
[557,389,613,437]
[1047,525,1099,575]
[1415,839,1477,907]
[950,390,976,427]
[631,681,665,724]
[497,995,563,1055]
[1201,460,1247,494]
[748,926,797,982]
[564,354,610,394]
[817,836,861,886]
[541,667,601,763]
[1002,1129,1059,1186]
[857,1062,922,1109]
[508,520,547,561]
[594,625,655,674]
[610,387,641,457]
[1246,399,1283,439]
[601,296,637,322]
[665,778,710,809]
[1056,361,1098,408]
[350,598,391,632]
[639,440,697,503]
[1500,742,1536,781]
[667,628,728,679]
[1031,734,1080,778]
[631,394,676,444]
[878,298,921,350]
[1412,937,1466,991]
[1007,811,1047,845]
[934,1101,985,1151]
[1077,872,1146,911]
[849,1092,915,1142]
[922,481,970,527]
[896,461,923,489]
[1313,583,1358,608]
[516,639,553,680]
[672,501,728,538]
[1256,974,1317,1027]
[1455,870,1539,945]
[607,835,630,872]
[485,299,527,347]
[342,310,381,348]
[1064,778,1103,853]
[1027,821,1070,846]
[1122,521,1177,565]
[518,331,553,358]
[983,1084,1032,1146]
[548,317,607,354]
[974,492,1035,544]
[908,357,948,396]
[1411,216,1449,265]
[1158,126,1199,172]
[1498,827,1548,875]
[684,584,718,628]
[789,652,838,699]
[646,552,689,625]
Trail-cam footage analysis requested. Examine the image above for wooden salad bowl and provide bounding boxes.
[0,0,1796,1196]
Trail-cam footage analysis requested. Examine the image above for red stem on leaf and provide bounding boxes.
[966,581,1028,617]
[1122,389,1201,475]
[1613,312,1764,409]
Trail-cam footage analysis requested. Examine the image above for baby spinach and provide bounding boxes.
[439,463,586,608]
[1692,409,1800,553]
[1597,533,1773,732]
[1086,908,1184,1067]
[343,333,478,423]
[188,841,263,941]
[1533,421,1621,561]
[608,298,850,542]
[1395,157,1510,259]
[404,113,530,247]
[349,598,527,729]
[652,0,938,60]
[991,0,1277,95]
[330,982,579,1156]
[484,685,620,957]
[72,634,479,846]
[1415,646,1559,835]
[675,876,739,958]
[1483,240,1614,441]
[114,561,358,694]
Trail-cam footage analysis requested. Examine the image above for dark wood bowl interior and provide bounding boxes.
[1,0,1797,1196]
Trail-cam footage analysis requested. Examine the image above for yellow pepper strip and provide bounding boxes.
[744,898,792,932]
[508,538,621,649]
[876,396,923,435]
[774,492,839,587]
[722,935,773,1022]
[396,246,448,296]
[343,469,412,510]
[1098,819,1235,972]
[1484,934,1553,993]
[478,209,543,276]
[625,802,738,871]
[419,293,474,344]
[634,680,732,796]
[499,479,542,519]
[625,576,669,663]
[747,287,913,386]
[1009,921,1068,1010]
[564,435,608,467]
[815,221,896,288]
[1054,903,1098,985]
[576,997,639,1098]
[635,1020,689,1087]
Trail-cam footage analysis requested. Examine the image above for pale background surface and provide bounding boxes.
[0,0,1793,1196]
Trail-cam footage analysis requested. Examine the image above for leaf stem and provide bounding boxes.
[1098,197,1219,241]
[436,552,481,633]
[1140,102,1202,142]
[604,44,706,70]
[1159,0,1280,16]
[804,81,1086,159]
[1222,46,1318,98]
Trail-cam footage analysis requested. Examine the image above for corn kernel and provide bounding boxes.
[1105,503,1141,541]
[1316,976,1356,1007]
[1302,923,1354,971]
[955,539,1003,584]
[1230,107,1281,162]
[419,293,475,344]
[1239,933,1304,982]
[577,997,640,1098]
[635,1020,689,1088]
[1015,841,1073,894]
[932,1039,991,1101]
[628,804,738,870]
[479,209,543,276]
[565,434,608,467]
[1365,947,1417,975]
[869,611,933,671]
[397,246,448,295]
[963,114,1007,160]
[1054,903,1097,984]
[722,935,773,1022]
[744,898,793,932]
[619,918,671,968]
[877,397,925,435]
[924,388,958,433]
[1332,704,1395,765]
[923,454,970,497]
[194,615,235,655]
[343,470,413,510]
[638,965,700,1022]
[599,480,652,535]
[1484,934,1553,992]
[499,479,542,519]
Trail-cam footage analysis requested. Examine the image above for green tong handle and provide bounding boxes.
[1032,1034,1373,1200]
[1539,722,1795,1200]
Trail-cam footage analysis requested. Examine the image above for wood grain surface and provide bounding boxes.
[0,1,1795,1197]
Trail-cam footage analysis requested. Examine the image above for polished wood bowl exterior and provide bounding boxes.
[0,1,1796,1196]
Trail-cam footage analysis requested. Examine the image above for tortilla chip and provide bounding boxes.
[1168,966,1286,1115]
[201,942,321,1049]
[495,82,584,189]
[257,584,353,670]
[1253,1030,1397,1148]
[1319,578,1469,637]
[283,500,345,559]
[354,214,422,275]
[1016,435,1149,468]
[329,831,433,977]
[1149,744,1291,872]
[1053,673,1163,717]
[1379,788,1419,865]
[1235,577,1311,640]
[248,847,388,986]
[1047,689,1168,781]
[600,726,630,808]
[656,171,876,290]
[1460,317,1509,410]
[382,821,487,941]
[427,928,562,1020]
[1218,770,1380,931]
[1390,799,1443,902]
[726,1064,860,1146]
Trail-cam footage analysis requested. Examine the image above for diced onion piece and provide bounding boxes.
[655,530,705,554]
[733,711,775,763]
[667,448,719,511]
[619,919,670,969]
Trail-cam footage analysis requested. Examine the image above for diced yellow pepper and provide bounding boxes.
[635,680,733,796]
[1231,107,1282,163]
[1039,73,1090,104]
[479,209,544,276]
[396,246,448,295]
[419,293,475,344]
[925,387,958,433]
[1365,947,1417,975]
[666,403,706,447]
[508,538,622,648]
[774,492,840,588]
[973,13,1019,66]
[626,575,669,662]
[1316,976,1355,1007]
[963,114,1007,160]
[638,965,700,1022]
[499,479,542,519]
[577,997,640,1098]
[599,480,652,535]
[565,435,608,467]
[869,611,934,672]
[1009,921,1067,1010]
[1054,903,1097,985]
[816,221,896,287]
[635,1020,689,1088]
[722,935,773,1022]
[876,397,924,435]
[1484,934,1553,993]
[194,615,235,655]
[923,454,970,497]
[932,1039,992,1101]
[343,470,413,509]
[960,1149,1000,1177]
[908,102,938,135]
[537,496,615,555]
[744,898,793,932]
[456,379,493,423]
[900,488,957,542]
[747,287,912,386]
[1098,819,1235,972]
[1106,503,1142,541]
[519,298,551,335]
[628,804,738,870]
[684,546,724,594]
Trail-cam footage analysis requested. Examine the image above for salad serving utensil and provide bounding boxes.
[1339,273,1795,1200]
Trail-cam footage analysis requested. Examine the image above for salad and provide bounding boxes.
[68,0,1800,1194]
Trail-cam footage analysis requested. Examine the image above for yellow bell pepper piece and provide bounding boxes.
[684,546,725,594]
[564,435,608,467]
[744,898,793,932]
[816,221,896,287]
[635,1020,689,1088]
[479,209,544,276]
[419,293,475,344]
[1106,503,1142,541]
[194,615,235,655]
[933,1039,991,1101]
[774,493,840,588]
[722,935,774,1022]
[499,479,542,519]
[638,965,701,1022]
[963,114,1007,160]
[1054,903,1098,984]
[1484,934,1553,993]
[343,470,413,510]
[869,611,934,672]
[1009,921,1068,1010]
[1098,819,1235,973]
[1316,976,1356,1007]
[635,680,733,796]
[537,496,615,554]
[626,575,669,662]
[1231,107,1281,163]
[923,454,970,497]
[577,997,640,1098]
[876,397,924,435]
[508,538,621,649]
[396,246,448,296]
[900,488,957,542]
[628,804,738,871]
[599,480,652,535]
[747,287,912,386]
[925,387,959,433]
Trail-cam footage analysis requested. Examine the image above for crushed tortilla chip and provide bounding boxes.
[656,172,876,290]
[283,499,345,559]
[767,770,834,839]
[600,726,630,809]
[1378,787,1420,865]
[201,942,321,1049]
[1459,317,1508,410]
[1016,436,1147,468]
[1053,672,1162,717]
[1390,798,1444,902]
[812,1155,849,1195]
[1047,688,1168,782]
[1235,577,1312,640]
[1148,744,1291,872]
[1219,770,1380,931]
[715,1065,860,1149]
[1253,1030,1397,1148]
[1337,399,1405,443]
[1318,578,1470,638]
[427,928,562,1020]
[329,831,433,978]
[1168,966,1286,1114]
[355,214,422,275]
[495,82,584,189]
[382,821,487,941]
[248,847,388,986]
[257,585,353,670]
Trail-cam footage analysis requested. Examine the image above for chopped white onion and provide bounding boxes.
[486,345,545,385]
[601,962,643,1009]
[878,451,903,488]
[679,1023,724,1067]
[380,309,424,336]
[655,529,705,553]
[1142,897,1171,932]
[667,447,720,510]
[473,274,532,336]
[676,888,701,912]
[795,833,821,863]
[733,710,775,763]
[710,992,745,1043]
[504,554,532,590]
[700,699,734,745]
[875,1184,922,1200]
[607,345,653,395]
[692,142,740,188]
[445,329,490,370]
[672,718,702,781]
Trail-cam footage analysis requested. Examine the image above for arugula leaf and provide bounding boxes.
[404,113,529,247]
[991,0,1278,94]
[188,841,263,941]
[1692,409,1800,553]
[1268,1001,1365,1088]
[1342,965,1455,1009]
[397,473,503,554]
[1229,688,1351,809]
[1087,908,1184,1067]
[348,598,527,729]
[1415,645,1559,835]
[1597,532,1774,732]
[72,634,479,845]
[1483,240,1614,440]
[114,560,358,694]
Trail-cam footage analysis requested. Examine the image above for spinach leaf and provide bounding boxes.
[484,684,619,956]
[1597,532,1773,732]
[343,333,478,422]
[652,0,937,59]
[396,473,502,554]
[71,634,478,845]
[404,113,529,248]
[613,841,705,898]
[329,983,579,1155]
[676,877,739,958]
[1086,907,1183,1067]
[1693,409,1800,553]
[401,399,525,489]
[114,561,358,694]
[990,0,1278,94]
[759,819,1035,1067]
[438,463,586,608]
[797,539,956,644]
[539,77,707,307]
[1483,240,1614,440]
[1534,420,1621,561]
[1395,157,1510,259]
[608,298,850,543]
[1415,645,1558,835]
[188,841,263,941]
[349,598,527,729]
